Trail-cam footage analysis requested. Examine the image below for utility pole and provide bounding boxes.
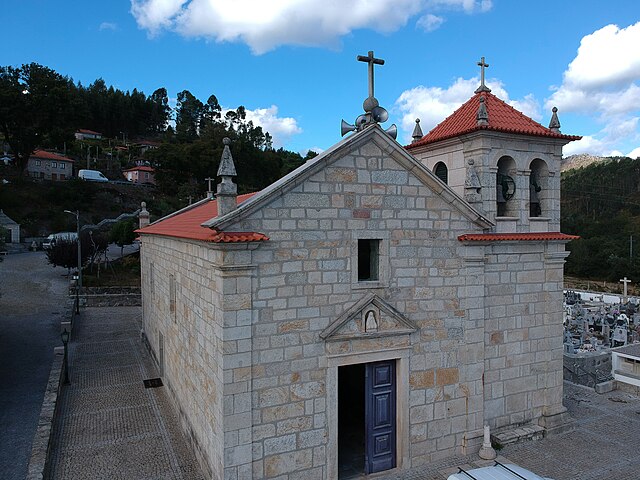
[64,210,82,289]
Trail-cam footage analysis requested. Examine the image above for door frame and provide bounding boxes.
[327,348,410,479]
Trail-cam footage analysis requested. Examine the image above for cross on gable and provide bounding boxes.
[357,51,385,100]
[475,56,491,93]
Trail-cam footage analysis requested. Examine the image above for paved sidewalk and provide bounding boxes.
[374,381,640,480]
[45,305,640,480]
[47,307,204,480]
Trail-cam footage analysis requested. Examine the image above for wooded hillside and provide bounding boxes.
[562,156,640,281]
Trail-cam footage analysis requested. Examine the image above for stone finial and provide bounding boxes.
[548,106,561,132]
[411,118,423,143]
[477,96,489,126]
[217,137,237,177]
[216,137,238,218]
[139,201,150,229]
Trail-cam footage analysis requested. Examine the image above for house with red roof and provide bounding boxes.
[136,61,580,480]
[74,129,102,141]
[27,150,75,181]
[122,165,156,185]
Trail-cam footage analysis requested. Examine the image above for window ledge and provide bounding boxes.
[352,281,385,290]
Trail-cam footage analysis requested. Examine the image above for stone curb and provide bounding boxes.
[25,298,75,480]
[25,348,63,480]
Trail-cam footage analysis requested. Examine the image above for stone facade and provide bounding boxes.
[139,115,576,479]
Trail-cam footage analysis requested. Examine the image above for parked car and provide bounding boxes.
[78,169,108,182]
[42,232,77,250]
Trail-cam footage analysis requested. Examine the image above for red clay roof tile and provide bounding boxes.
[123,165,155,173]
[137,193,267,243]
[406,91,581,149]
[458,232,580,242]
[31,150,74,163]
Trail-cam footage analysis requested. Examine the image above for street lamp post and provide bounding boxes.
[61,329,70,385]
[64,210,82,290]
[73,272,80,315]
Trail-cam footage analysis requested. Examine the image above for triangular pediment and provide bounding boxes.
[320,293,417,341]
[203,125,493,231]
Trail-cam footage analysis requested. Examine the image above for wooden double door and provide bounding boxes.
[339,360,396,476]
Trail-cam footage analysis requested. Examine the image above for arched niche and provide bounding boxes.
[496,156,517,217]
[529,158,549,217]
[433,162,448,185]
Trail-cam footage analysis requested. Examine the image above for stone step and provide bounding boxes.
[595,380,615,394]
[491,424,545,446]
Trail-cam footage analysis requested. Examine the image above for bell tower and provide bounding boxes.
[406,58,581,233]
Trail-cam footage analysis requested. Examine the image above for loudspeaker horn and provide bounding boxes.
[371,106,389,123]
[385,124,398,140]
[341,119,356,137]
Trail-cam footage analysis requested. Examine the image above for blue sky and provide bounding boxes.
[4,0,640,157]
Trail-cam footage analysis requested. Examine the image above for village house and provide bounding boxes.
[0,209,20,245]
[137,56,580,479]
[74,128,103,141]
[26,150,74,181]
[123,165,156,185]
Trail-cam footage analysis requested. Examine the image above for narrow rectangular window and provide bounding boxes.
[35,160,41,166]
[358,239,380,281]
[60,162,65,169]
[51,162,57,168]
[169,274,176,315]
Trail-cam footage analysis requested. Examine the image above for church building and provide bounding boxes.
[137,54,580,479]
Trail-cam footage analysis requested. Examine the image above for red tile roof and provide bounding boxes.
[31,150,74,163]
[77,129,102,135]
[123,165,155,173]
[137,193,268,243]
[407,91,581,149]
[458,232,580,242]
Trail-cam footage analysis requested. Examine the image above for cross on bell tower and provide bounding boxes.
[475,56,491,93]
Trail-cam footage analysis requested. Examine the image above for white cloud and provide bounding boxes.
[546,22,640,157]
[553,22,640,94]
[395,77,542,143]
[301,146,325,157]
[225,105,301,148]
[426,0,492,13]
[99,22,118,31]
[627,147,640,159]
[130,0,491,53]
[417,14,444,32]
[562,135,608,157]
[130,0,186,35]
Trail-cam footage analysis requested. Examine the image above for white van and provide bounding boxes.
[78,169,108,182]
[43,232,78,250]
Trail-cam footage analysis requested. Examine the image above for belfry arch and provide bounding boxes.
[496,156,517,217]
[433,162,448,184]
[529,158,549,218]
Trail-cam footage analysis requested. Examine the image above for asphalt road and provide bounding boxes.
[0,252,68,479]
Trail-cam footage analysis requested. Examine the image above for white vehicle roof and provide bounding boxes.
[447,463,552,480]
